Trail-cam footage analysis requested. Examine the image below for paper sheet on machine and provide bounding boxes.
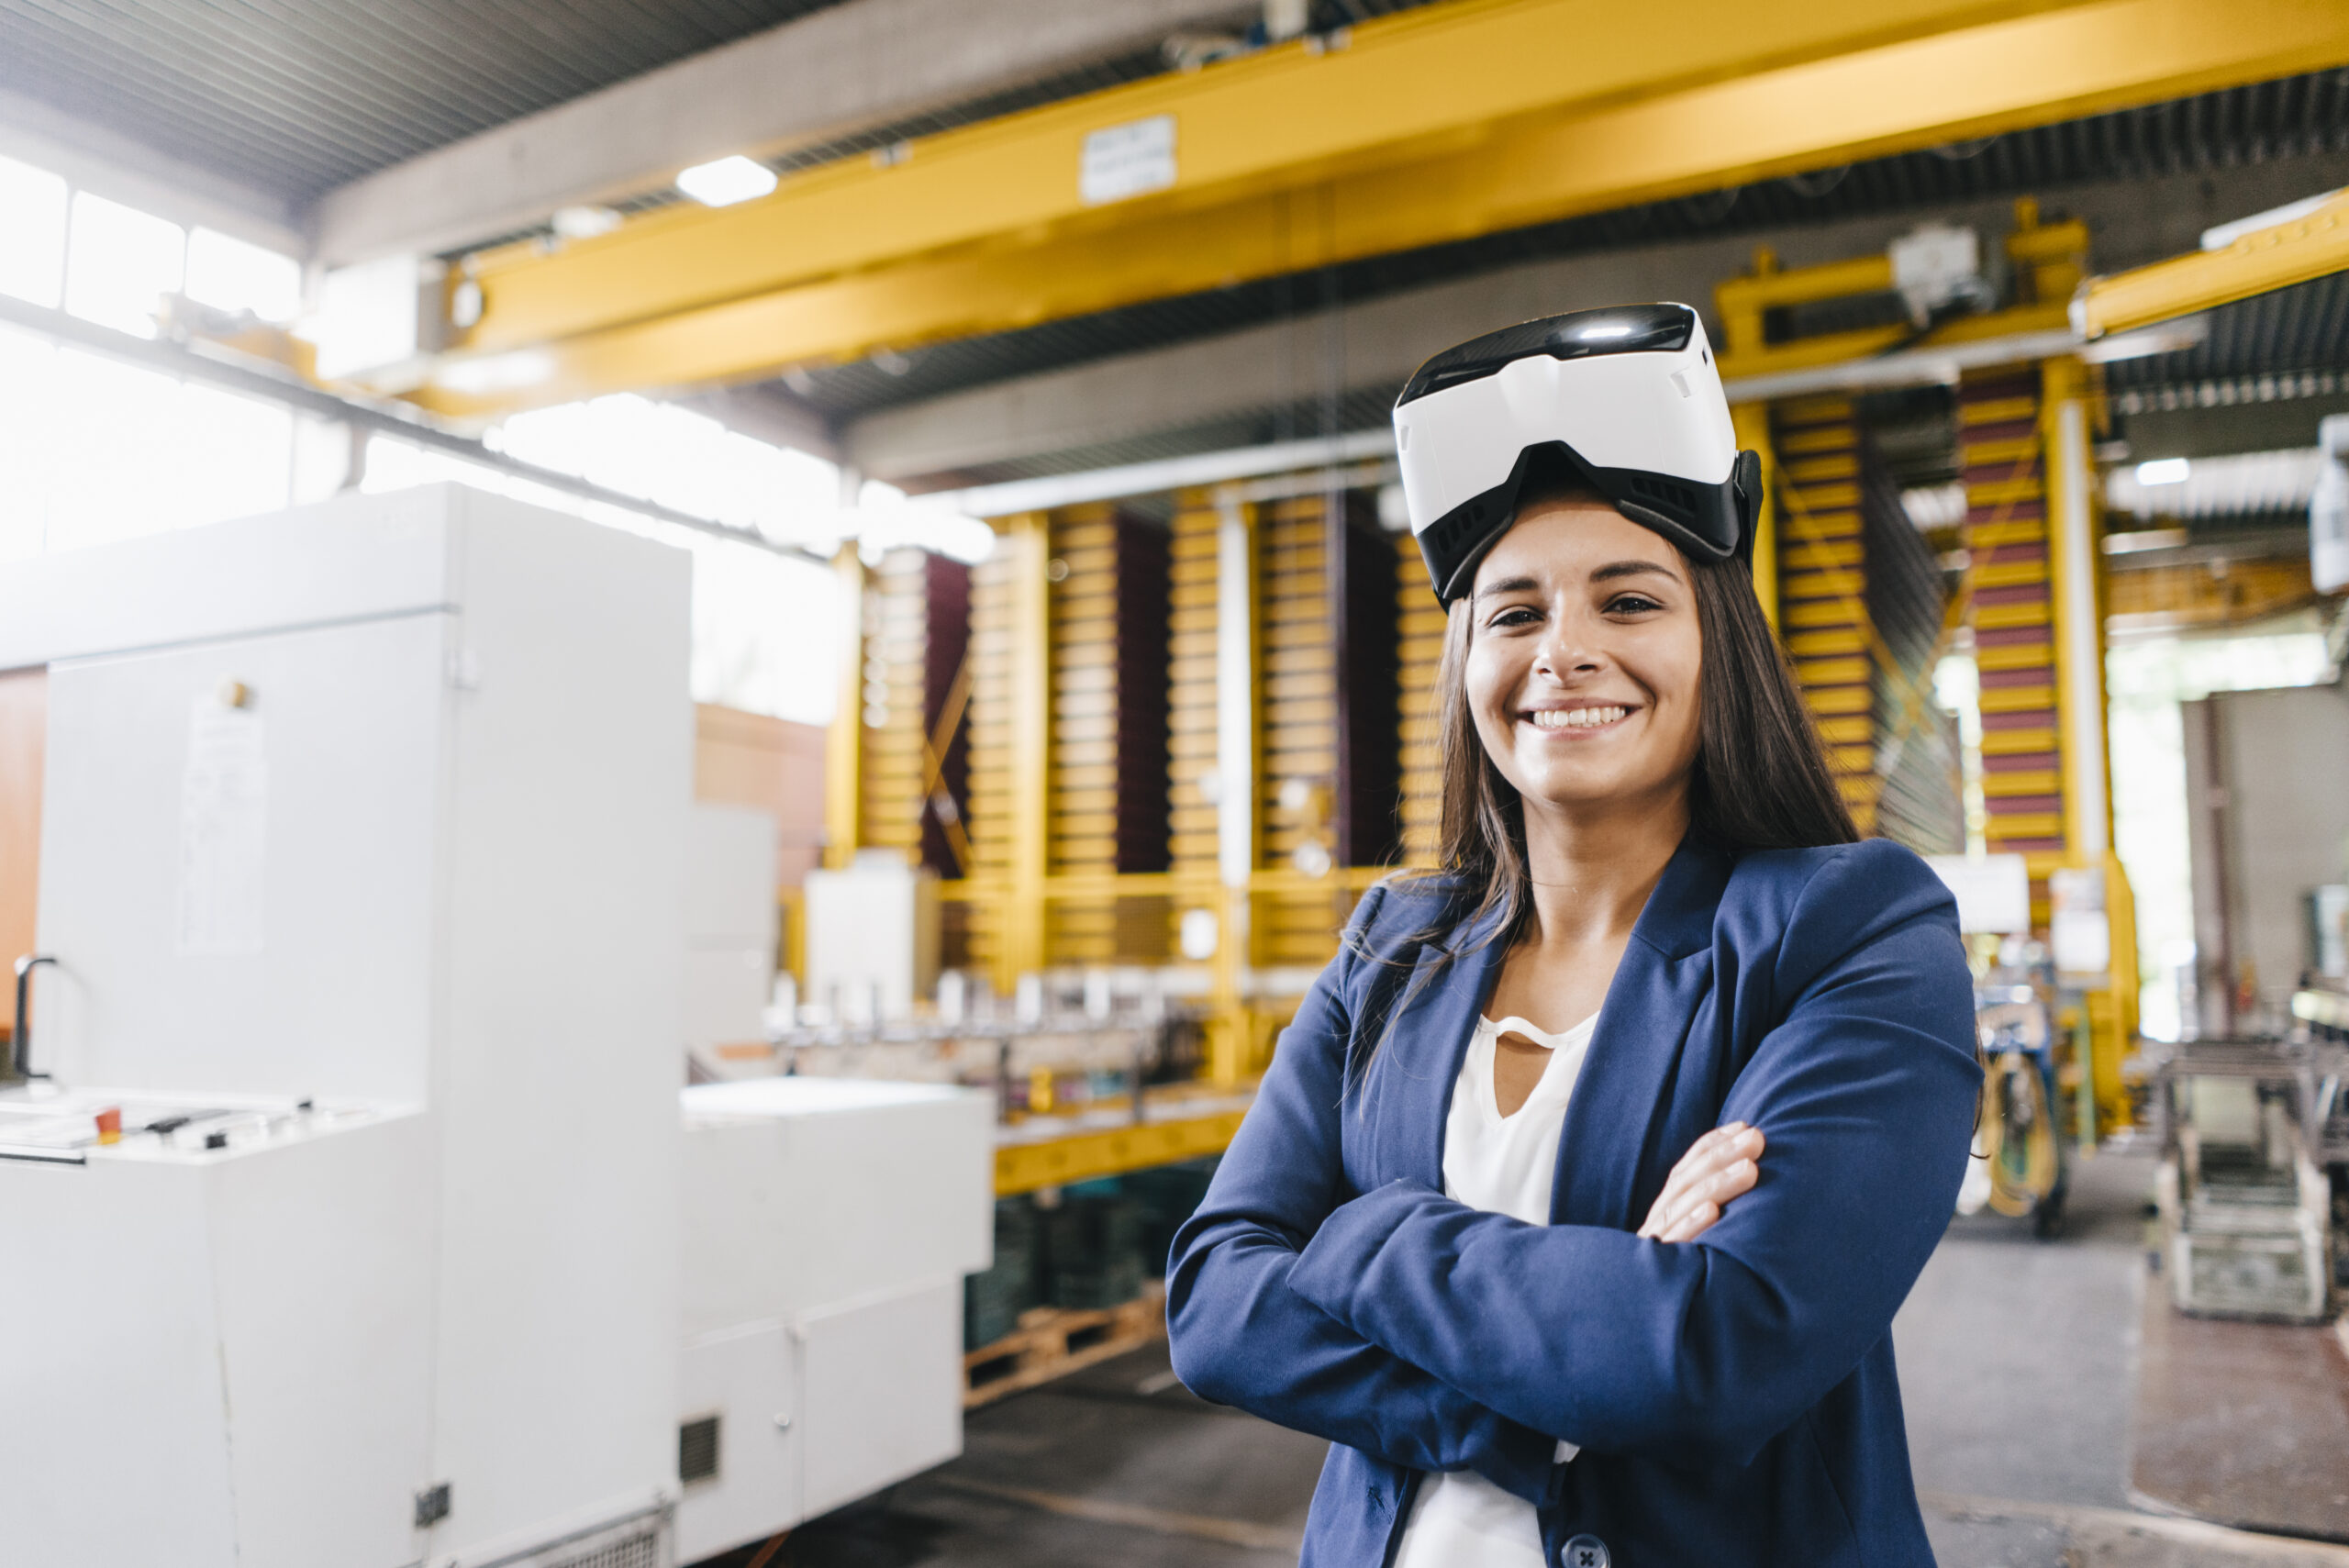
[177,695,268,957]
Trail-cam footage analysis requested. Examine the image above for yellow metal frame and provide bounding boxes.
[1714,207,2145,1128]
[1730,401,1780,627]
[2039,358,2104,864]
[778,886,806,985]
[1003,513,1052,983]
[995,1107,1249,1196]
[412,0,2349,417]
[2076,184,2349,339]
[821,545,864,871]
[2039,354,2137,1129]
[1715,211,2089,384]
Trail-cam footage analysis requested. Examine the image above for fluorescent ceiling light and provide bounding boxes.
[2078,317,2208,363]
[551,205,622,239]
[2200,189,2341,250]
[677,156,777,207]
[2134,458,2191,485]
[433,349,556,396]
[2104,528,2188,555]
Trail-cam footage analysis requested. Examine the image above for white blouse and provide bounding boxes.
[1389,1009,1597,1568]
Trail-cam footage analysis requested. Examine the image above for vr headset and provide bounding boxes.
[1393,302,1764,603]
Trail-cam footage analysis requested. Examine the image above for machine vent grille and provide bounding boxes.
[679,1414,721,1484]
[477,1507,668,1568]
[544,1529,661,1568]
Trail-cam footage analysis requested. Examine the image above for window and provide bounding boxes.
[0,155,69,308]
[63,192,184,339]
[185,228,302,324]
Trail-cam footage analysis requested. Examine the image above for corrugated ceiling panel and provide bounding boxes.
[0,0,852,197]
[2103,272,2349,390]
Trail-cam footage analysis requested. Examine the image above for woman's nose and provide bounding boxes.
[1532,612,1603,679]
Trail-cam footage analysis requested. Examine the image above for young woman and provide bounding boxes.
[1167,305,1979,1568]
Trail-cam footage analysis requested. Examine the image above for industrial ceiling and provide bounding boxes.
[3,0,2346,508]
[0,0,854,197]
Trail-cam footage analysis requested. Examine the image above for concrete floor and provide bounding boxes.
[727,1149,2349,1568]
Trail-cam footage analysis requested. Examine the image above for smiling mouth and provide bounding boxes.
[1524,706,1631,730]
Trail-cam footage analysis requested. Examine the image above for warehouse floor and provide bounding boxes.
[722,1150,2349,1568]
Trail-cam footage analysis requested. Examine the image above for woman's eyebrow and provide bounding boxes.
[1590,560,1680,584]
[1472,574,1541,602]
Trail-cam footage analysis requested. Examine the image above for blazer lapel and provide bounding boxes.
[1369,903,1508,1194]
[1547,837,1731,1229]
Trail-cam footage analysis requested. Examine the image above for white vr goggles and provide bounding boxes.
[1393,302,1763,603]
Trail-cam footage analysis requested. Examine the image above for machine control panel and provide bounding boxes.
[0,1085,400,1165]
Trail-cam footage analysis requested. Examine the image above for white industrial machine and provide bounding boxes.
[675,1077,992,1562]
[803,851,940,1019]
[685,804,781,1079]
[0,485,693,1568]
[0,484,1000,1568]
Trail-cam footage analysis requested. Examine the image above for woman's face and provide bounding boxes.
[1464,497,1705,821]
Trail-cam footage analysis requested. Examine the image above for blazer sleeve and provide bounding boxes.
[1165,884,1558,1503]
[1284,841,1979,1466]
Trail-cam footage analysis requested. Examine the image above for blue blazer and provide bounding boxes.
[1167,837,1978,1567]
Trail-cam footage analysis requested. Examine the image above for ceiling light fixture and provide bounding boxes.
[677,156,778,207]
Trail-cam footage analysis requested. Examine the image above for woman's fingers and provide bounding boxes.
[1651,1125,1761,1213]
[1660,1202,1719,1243]
[1640,1129,1741,1237]
[1674,1158,1756,1214]
[1642,1125,1742,1216]
[1653,1159,1757,1238]
[1638,1125,1765,1240]
[1638,1125,1764,1239]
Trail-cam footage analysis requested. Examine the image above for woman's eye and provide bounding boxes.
[1488,606,1541,629]
[1607,595,1664,615]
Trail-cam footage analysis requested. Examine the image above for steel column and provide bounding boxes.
[1002,514,1052,986]
[1209,497,1257,1085]
[2042,358,2111,862]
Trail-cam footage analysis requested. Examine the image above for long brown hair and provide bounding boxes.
[1370,485,1857,999]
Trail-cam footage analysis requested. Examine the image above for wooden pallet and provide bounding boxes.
[963,1282,1167,1408]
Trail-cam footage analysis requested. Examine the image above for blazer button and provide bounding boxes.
[1561,1535,1610,1568]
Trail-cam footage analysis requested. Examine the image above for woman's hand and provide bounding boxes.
[1637,1122,1765,1242]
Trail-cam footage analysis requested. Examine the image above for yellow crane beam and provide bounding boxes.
[462,0,2055,352]
[417,0,2349,417]
[2073,184,2349,339]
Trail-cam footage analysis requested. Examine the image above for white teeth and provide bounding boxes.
[1528,706,1628,729]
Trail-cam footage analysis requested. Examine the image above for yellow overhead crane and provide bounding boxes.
[2074,183,2349,339]
[402,0,2349,418]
